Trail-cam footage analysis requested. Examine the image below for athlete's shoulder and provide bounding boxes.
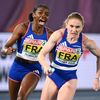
[49,28,65,42]
[18,21,29,30]
[45,27,53,38]
[53,28,65,36]
[82,33,89,42]
[13,21,29,36]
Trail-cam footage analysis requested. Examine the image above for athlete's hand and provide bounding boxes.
[1,47,16,55]
[43,66,55,75]
[93,78,100,91]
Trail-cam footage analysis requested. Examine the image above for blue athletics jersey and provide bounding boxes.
[8,23,48,81]
[16,22,48,61]
[51,29,83,69]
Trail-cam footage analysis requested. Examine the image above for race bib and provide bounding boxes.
[56,45,81,65]
[22,38,46,59]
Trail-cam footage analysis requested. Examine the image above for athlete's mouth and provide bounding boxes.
[71,32,78,35]
[39,19,46,25]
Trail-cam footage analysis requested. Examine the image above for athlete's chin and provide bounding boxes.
[39,22,46,26]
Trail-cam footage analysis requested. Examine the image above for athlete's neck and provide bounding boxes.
[32,23,44,34]
[67,33,79,43]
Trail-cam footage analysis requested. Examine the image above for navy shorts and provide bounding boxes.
[8,59,42,82]
[48,67,77,89]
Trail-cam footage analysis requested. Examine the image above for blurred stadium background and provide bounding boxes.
[0,0,100,100]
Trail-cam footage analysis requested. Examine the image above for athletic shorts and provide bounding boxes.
[48,67,77,89]
[8,59,42,82]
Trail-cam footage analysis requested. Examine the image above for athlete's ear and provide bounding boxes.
[65,23,68,28]
[32,12,37,18]
[32,12,35,17]
[47,16,49,19]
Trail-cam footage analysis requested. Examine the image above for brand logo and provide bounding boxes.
[27,34,34,39]
[59,41,67,46]
[33,70,40,74]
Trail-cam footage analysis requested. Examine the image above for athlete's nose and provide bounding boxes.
[71,27,77,33]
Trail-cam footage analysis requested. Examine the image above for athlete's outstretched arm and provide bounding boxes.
[1,23,25,55]
[83,34,100,91]
[96,57,100,79]
[38,29,63,75]
[93,57,100,91]
[83,34,100,57]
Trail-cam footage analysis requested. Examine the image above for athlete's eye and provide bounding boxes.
[37,11,42,15]
[70,25,74,28]
[76,26,80,28]
[45,12,49,17]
